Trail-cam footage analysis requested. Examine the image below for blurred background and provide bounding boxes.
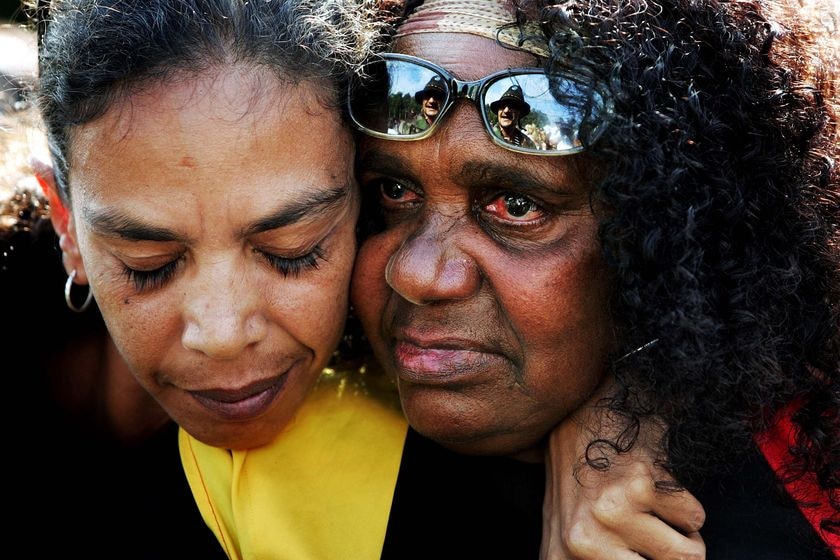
[1,0,24,23]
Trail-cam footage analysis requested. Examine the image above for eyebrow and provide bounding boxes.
[457,162,555,194]
[84,184,351,242]
[358,150,420,187]
[85,210,185,242]
[359,149,577,196]
[243,184,350,235]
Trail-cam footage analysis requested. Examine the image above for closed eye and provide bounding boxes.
[122,258,182,292]
[258,246,325,278]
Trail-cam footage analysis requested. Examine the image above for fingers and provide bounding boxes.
[596,470,705,535]
[550,505,706,560]
[647,487,706,535]
[569,476,705,559]
[589,507,706,560]
[542,375,707,560]
[549,518,647,560]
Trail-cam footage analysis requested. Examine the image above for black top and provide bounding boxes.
[383,428,836,560]
[381,427,546,559]
[4,221,225,560]
[691,448,836,560]
[16,423,227,559]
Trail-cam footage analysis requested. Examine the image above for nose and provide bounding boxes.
[384,213,481,305]
[181,260,268,359]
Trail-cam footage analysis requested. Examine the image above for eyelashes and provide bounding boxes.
[259,246,325,278]
[121,246,326,292]
[122,258,181,292]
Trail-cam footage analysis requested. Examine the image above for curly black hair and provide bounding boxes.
[504,0,839,536]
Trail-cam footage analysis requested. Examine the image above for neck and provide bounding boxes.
[500,124,517,140]
[101,336,171,443]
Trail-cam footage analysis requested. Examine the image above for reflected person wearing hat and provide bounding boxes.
[409,75,446,133]
[490,84,537,149]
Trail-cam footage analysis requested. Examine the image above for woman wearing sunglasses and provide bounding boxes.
[18,0,708,557]
[346,0,838,558]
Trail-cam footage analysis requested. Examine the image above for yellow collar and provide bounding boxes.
[180,376,408,560]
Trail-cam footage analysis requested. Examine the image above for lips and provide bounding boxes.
[391,336,505,385]
[189,373,289,421]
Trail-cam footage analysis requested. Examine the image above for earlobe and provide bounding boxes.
[58,219,89,285]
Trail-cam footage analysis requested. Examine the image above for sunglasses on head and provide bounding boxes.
[348,53,612,156]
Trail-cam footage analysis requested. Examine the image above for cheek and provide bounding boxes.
[351,233,394,338]
[97,292,177,378]
[503,240,612,396]
[274,251,356,357]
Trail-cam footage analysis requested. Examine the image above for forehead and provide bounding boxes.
[68,66,352,223]
[391,32,541,80]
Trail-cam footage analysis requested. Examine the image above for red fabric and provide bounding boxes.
[35,172,67,232]
[755,399,839,558]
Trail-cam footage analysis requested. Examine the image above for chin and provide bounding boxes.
[189,424,274,451]
[402,400,501,456]
[402,393,545,459]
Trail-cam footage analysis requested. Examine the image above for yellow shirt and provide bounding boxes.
[180,372,408,560]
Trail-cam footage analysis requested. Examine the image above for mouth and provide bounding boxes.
[189,373,289,422]
[391,336,504,385]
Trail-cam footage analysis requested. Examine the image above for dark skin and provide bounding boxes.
[350,31,706,560]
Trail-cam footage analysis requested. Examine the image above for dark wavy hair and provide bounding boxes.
[504,0,839,535]
[31,0,384,204]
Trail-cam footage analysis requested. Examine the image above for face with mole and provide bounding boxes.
[351,32,614,460]
[58,66,359,449]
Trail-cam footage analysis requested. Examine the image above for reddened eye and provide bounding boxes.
[483,193,542,222]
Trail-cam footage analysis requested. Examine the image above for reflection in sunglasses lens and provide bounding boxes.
[350,60,448,137]
[349,56,610,154]
[483,75,604,152]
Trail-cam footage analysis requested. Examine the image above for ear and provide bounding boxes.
[30,155,69,234]
[58,218,89,285]
[31,156,88,284]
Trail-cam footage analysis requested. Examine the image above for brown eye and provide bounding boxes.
[503,194,536,218]
[382,181,409,200]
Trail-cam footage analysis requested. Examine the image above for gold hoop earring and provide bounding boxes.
[64,269,93,313]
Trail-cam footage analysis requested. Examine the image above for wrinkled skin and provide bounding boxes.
[351,31,705,559]
[56,66,359,450]
[353,32,613,460]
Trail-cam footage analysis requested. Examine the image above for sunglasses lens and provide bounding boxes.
[483,74,609,154]
[349,58,448,138]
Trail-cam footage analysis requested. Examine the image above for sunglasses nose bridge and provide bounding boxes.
[444,80,484,127]
[448,78,482,103]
